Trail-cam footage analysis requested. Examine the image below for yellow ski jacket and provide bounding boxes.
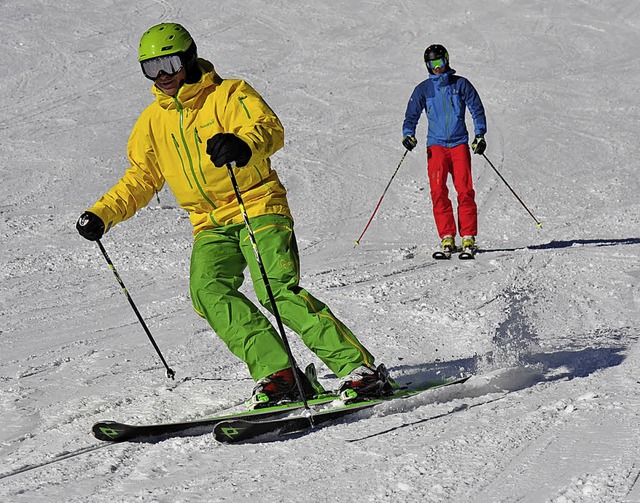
[88,59,291,236]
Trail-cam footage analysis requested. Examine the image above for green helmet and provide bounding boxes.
[138,23,194,62]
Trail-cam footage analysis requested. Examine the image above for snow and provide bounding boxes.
[1,0,639,501]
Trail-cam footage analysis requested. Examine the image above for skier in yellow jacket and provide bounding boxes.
[76,23,390,408]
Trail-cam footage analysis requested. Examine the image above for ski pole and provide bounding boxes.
[96,239,176,380]
[226,164,312,416]
[354,149,409,247]
[482,153,543,228]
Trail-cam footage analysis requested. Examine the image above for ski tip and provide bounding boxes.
[432,251,452,260]
[92,421,125,442]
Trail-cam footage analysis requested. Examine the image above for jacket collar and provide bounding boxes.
[151,59,219,110]
[429,68,456,86]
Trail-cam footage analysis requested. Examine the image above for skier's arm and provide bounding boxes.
[402,85,425,138]
[218,80,285,167]
[87,118,164,234]
[461,79,487,137]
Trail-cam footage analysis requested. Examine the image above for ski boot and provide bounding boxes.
[432,235,456,260]
[338,363,394,403]
[459,236,477,260]
[248,365,317,409]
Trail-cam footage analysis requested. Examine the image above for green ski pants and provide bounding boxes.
[190,214,374,381]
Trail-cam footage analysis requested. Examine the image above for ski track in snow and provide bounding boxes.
[1,0,640,501]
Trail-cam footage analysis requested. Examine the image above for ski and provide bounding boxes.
[433,246,477,260]
[214,400,377,443]
[432,245,459,260]
[92,392,339,442]
[213,376,470,443]
[432,249,453,260]
[458,246,477,260]
[432,243,459,260]
[92,362,334,442]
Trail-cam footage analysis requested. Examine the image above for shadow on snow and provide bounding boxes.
[479,237,640,254]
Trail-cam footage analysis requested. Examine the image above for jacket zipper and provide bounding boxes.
[174,97,217,209]
[439,86,452,146]
[171,134,193,189]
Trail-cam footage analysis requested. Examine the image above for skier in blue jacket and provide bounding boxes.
[402,44,487,255]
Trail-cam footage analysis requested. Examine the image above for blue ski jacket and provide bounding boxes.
[402,69,487,148]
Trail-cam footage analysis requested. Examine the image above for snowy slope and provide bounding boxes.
[1,0,640,501]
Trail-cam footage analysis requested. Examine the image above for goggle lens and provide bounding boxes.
[141,54,184,80]
[427,58,447,70]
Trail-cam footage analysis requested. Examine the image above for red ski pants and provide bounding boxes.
[427,144,477,239]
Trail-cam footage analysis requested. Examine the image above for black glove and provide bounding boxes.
[402,135,418,151]
[471,135,486,155]
[76,211,105,241]
[206,133,252,168]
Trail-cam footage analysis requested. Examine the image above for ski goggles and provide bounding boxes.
[140,54,184,80]
[427,58,447,70]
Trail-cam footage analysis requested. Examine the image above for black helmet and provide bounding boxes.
[424,44,450,74]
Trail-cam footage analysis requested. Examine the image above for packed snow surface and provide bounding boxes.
[1,1,640,502]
